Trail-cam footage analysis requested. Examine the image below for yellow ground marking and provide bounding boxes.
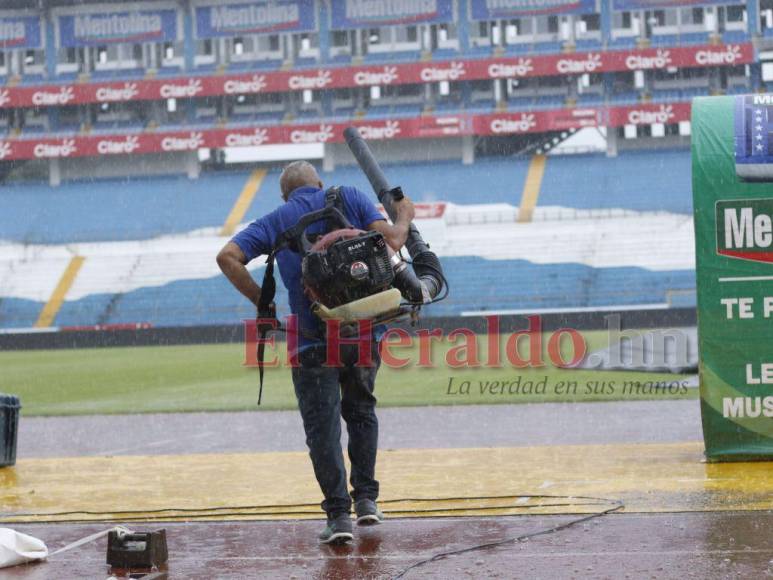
[0,442,770,524]
[517,154,547,223]
[220,169,267,237]
[34,256,86,328]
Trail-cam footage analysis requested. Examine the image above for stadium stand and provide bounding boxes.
[0,151,691,246]
[3,0,750,329]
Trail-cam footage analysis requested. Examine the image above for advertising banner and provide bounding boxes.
[57,9,179,47]
[0,15,42,49]
[195,1,316,38]
[0,101,696,162]
[331,0,454,29]
[692,94,773,461]
[613,0,743,9]
[471,0,597,18]
[0,43,752,109]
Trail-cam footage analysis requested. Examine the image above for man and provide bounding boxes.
[217,161,415,544]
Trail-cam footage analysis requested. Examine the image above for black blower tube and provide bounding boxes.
[343,127,444,301]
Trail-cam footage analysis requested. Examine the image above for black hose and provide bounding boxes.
[343,127,446,302]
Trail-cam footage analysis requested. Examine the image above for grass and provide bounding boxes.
[0,331,696,416]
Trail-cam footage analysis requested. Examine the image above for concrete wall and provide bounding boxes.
[324,137,467,171]
[57,151,198,183]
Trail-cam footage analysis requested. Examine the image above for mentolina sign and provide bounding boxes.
[716,198,773,263]
[58,9,178,46]
[195,1,315,37]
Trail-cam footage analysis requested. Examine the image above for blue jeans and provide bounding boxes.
[291,341,381,517]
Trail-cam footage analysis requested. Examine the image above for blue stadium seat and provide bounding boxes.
[577,94,605,106]
[503,43,532,55]
[532,41,563,54]
[45,257,695,326]
[536,94,566,108]
[574,38,603,51]
[722,30,749,44]
[0,169,285,244]
[607,36,637,50]
[650,34,679,47]
[679,32,710,45]
[539,149,692,214]
[610,91,640,104]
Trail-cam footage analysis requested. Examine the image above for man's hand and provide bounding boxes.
[368,196,415,251]
[216,242,262,307]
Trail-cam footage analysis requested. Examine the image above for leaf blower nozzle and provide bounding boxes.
[343,127,446,303]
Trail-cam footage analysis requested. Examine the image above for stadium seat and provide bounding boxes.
[650,34,679,47]
[532,41,563,54]
[607,36,638,50]
[678,32,710,45]
[722,30,749,44]
[574,38,603,51]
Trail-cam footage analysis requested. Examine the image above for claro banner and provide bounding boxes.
[0,102,692,161]
[0,43,752,109]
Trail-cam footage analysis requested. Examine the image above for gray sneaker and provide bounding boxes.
[354,499,384,526]
[318,513,354,544]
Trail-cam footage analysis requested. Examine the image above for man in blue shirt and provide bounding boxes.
[217,161,415,544]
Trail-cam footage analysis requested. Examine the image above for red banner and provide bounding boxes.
[0,43,752,109]
[0,102,695,162]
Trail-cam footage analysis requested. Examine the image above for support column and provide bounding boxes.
[185,151,200,179]
[45,13,57,78]
[462,135,474,165]
[322,149,335,172]
[606,127,618,158]
[318,0,330,63]
[49,158,61,187]
[183,0,196,71]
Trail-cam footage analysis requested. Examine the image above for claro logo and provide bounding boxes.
[160,79,203,98]
[225,128,269,147]
[556,53,602,74]
[96,83,139,102]
[357,120,401,140]
[0,141,11,159]
[288,70,332,90]
[625,49,672,71]
[354,66,398,86]
[224,75,267,94]
[97,136,140,154]
[628,104,674,125]
[696,45,742,66]
[32,87,74,106]
[161,132,204,151]
[420,61,466,82]
[290,124,334,144]
[488,59,533,78]
[33,139,77,158]
[0,90,10,107]
[491,114,537,134]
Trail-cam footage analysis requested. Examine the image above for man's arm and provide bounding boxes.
[216,242,262,307]
[367,197,415,251]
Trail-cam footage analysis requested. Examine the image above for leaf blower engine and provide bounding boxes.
[292,191,437,324]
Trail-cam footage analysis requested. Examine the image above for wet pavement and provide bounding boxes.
[18,400,702,457]
[5,511,772,579]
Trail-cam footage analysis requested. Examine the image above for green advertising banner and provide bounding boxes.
[692,95,773,461]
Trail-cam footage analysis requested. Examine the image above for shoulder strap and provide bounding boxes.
[324,186,345,233]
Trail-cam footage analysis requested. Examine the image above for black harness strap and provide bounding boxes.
[254,186,344,405]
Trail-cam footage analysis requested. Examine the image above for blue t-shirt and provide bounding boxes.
[231,185,385,349]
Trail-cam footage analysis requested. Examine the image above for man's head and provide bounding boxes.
[279,161,323,201]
